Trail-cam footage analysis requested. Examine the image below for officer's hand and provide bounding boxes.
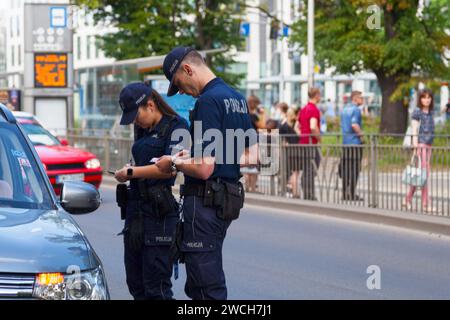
[115,167,129,183]
[175,150,190,162]
[155,156,173,174]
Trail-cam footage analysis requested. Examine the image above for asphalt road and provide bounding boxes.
[72,186,450,300]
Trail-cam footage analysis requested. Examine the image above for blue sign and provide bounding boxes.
[162,94,196,126]
[50,7,67,28]
[282,26,289,37]
[240,22,250,37]
[150,80,196,125]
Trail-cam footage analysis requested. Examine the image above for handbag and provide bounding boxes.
[402,155,427,187]
[403,126,413,148]
[403,113,421,148]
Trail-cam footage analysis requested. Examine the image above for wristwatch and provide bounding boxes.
[171,155,178,172]
[126,167,133,178]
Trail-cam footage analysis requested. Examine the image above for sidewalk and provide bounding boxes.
[101,175,450,236]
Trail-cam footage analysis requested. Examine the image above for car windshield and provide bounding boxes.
[0,122,54,210]
[19,122,61,147]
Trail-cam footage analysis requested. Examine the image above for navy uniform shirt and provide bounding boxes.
[186,78,257,185]
[130,114,188,192]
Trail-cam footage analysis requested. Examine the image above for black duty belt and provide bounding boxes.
[179,184,206,197]
[180,179,239,198]
[136,182,173,201]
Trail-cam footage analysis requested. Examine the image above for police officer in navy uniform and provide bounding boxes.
[155,47,259,300]
[114,82,188,300]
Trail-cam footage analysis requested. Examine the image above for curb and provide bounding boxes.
[101,175,450,236]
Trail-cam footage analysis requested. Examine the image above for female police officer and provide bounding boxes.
[114,82,188,300]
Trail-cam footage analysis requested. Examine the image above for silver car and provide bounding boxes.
[0,104,109,300]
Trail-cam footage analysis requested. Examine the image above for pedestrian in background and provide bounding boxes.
[298,88,322,200]
[443,98,450,122]
[270,101,283,120]
[403,89,439,213]
[325,98,336,118]
[248,95,266,130]
[277,102,289,122]
[280,107,300,198]
[340,90,364,201]
[244,95,265,193]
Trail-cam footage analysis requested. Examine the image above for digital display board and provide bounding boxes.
[34,53,68,88]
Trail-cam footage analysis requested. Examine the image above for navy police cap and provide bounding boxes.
[118,82,152,125]
[163,46,195,97]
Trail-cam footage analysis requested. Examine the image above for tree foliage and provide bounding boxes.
[75,0,246,87]
[290,0,449,133]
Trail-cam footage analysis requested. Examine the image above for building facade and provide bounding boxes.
[1,0,448,130]
[5,0,24,89]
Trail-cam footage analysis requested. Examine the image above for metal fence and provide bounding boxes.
[252,133,450,217]
[65,129,133,172]
[64,130,450,217]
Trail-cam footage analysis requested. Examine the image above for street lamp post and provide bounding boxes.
[307,0,315,89]
[280,0,285,104]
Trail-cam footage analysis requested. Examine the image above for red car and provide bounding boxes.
[14,112,103,195]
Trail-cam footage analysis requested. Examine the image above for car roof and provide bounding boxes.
[12,111,43,125]
[12,111,35,118]
[0,103,17,123]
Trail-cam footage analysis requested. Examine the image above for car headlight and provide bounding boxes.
[85,158,101,169]
[32,267,109,300]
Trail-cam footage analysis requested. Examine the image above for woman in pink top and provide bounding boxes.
[403,89,438,214]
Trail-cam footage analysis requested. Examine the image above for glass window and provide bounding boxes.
[91,36,96,59]
[271,52,280,76]
[263,83,279,107]
[226,62,248,89]
[292,82,301,105]
[0,122,53,210]
[77,36,82,60]
[17,45,21,66]
[10,16,14,38]
[16,16,20,37]
[95,37,101,58]
[19,123,61,147]
[11,46,14,67]
[86,36,91,60]
[293,54,301,75]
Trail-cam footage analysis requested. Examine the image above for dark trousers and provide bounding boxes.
[300,146,320,200]
[340,146,363,199]
[181,196,231,300]
[124,210,177,300]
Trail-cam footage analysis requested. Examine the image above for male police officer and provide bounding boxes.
[156,47,258,300]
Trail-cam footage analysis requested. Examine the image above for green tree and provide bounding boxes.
[290,0,450,134]
[75,0,246,87]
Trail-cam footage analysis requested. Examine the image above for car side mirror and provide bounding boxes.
[59,138,69,146]
[60,181,101,214]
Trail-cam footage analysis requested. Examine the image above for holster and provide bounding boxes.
[116,183,128,220]
[204,180,245,221]
[137,179,177,218]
